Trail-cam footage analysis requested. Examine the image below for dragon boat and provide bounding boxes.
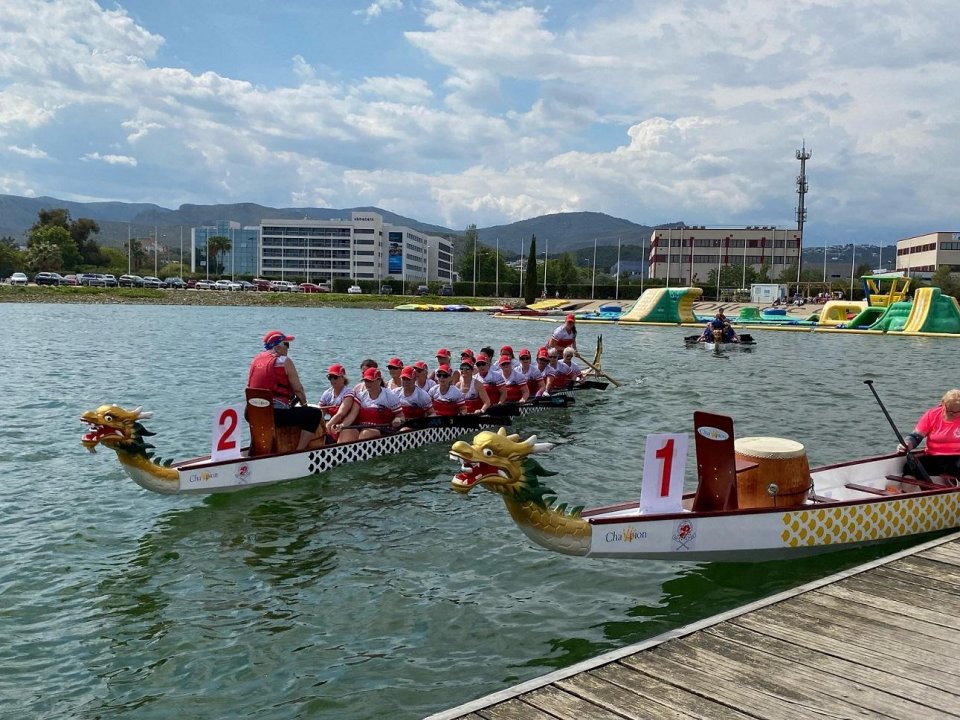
[449,413,960,561]
[81,404,518,495]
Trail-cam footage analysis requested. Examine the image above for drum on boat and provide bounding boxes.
[734,436,811,509]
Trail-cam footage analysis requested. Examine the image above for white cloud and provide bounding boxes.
[354,0,403,21]
[82,152,138,166]
[7,144,49,159]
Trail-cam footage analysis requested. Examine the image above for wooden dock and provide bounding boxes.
[428,531,960,719]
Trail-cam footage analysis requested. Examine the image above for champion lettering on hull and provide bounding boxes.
[449,414,960,561]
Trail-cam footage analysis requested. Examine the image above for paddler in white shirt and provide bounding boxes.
[474,353,506,406]
[355,367,403,440]
[547,313,578,353]
[396,365,435,420]
[498,354,530,403]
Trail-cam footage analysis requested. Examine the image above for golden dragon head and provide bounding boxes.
[449,426,562,498]
[81,404,155,454]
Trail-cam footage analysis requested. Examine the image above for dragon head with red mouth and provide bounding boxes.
[81,404,154,454]
[450,427,554,496]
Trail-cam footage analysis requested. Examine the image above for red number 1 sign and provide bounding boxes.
[639,433,688,514]
[211,404,244,462]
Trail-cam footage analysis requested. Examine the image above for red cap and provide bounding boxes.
[387,357,403,369]
[460,348,474,358]
[400,366,416,380]
[459,358,475,368]
[263,330,294,347]
[537,348,549,359]
[414,360,428,370]
[437,363,452,375]
[362,367,382,381]
[498,354,512,366]
[518,348,531,358]
[500,344,513,354]
[436,348,451,358]
[565,313,576,322]
[327,363,346,377]
[476,353,490,364]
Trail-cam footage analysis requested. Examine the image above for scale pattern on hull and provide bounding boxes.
[306,426,465,475]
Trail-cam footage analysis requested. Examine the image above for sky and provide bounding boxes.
[1,0,959,247]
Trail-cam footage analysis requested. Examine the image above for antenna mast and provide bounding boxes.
[795,141,811,285]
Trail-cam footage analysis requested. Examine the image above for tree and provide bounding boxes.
[206,236,232,275]
[28,208,104,267]
[0,237,24,278]
[524,235,538,305]
[124,237,150,273]
[26,240,63,271]
[459,225,480,282]
[28,225,80,269]
[553,253,580,294]
[932,266,960,298]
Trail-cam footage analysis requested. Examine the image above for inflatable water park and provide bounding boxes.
[492,273,960,338]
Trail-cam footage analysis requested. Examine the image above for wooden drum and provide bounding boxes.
[734,436,811,509]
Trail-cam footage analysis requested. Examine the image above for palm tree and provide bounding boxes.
[206,236,232,275]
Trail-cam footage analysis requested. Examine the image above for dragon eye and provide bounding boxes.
[482,448,493,457]
[104,414,114,422]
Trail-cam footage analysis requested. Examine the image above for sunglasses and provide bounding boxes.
[436,372,451,379]
[416,367,427,372]
[280,341,289,348]
[476,362,488,367]
[519,356,530,360]
[388,365,401,370]
[327,374,342,380]
[460,366,472,371]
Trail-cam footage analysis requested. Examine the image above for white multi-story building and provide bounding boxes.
[258,212,454,284]
[895,232,960,277]
[648,226,802,285]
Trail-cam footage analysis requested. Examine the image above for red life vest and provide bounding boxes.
[358,405,397,425]
[526,377,541,395]
[247,351,293,406]
[401,405,427,420]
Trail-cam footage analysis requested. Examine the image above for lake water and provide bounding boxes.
[0,302,953,719]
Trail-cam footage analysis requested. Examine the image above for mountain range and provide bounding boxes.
[0,194,672,255]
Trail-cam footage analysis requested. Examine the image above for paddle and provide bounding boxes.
[574,351,622,387]
[484,395,576,417]
[341,413,511,433]
[863,379,931,482]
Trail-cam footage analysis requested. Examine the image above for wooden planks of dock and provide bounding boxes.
[429,531,960,719]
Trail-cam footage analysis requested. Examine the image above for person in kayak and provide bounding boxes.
[247,330,324,451]
[897,389,960,481]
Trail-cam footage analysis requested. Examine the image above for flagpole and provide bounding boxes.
[179,226,183,279]
[495,237,499,297]
[473,233,477,297]
[666,228,672,289]
[154,225,158,277]
[518,238,524,296]
[543,237,548,296]
[591,237,597,299]
[127,223,131,273]
[640,233,646,295]
[615,237,621,300]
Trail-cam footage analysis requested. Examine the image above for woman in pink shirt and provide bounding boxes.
[898,389,960,479]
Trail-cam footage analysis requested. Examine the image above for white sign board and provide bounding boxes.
[639,433,688,514]
[211,403,244,462]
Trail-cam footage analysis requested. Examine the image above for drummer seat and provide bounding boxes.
[244,388,302,456]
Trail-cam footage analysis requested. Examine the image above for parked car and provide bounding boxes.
[35,272,66,286]
[416,284,430,296]
[214,279,242,291]
[252,278,273,291]
[142,276,167,289]
[10,272,28,286]
[317,283,332,293]
[62,274,79,286]
[194,279,216,290]
[118,274,144,287]
[164,277,187,289]
[379,284,393,295]
[79,273,106,286]
[238,281,257,291]
[270,280,297,292]
[299,282,328,293]
[347,284,363,294]
[101,274,118,287]
[439,285,454,297]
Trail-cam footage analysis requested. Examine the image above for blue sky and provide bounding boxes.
[1,0,959,247]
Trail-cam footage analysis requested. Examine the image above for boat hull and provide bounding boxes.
[583,456,960,560]
[153,424,482,495]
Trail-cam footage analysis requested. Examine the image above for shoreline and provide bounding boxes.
[0,285,815,317]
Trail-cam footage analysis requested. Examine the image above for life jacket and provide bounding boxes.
[433,398,461,416]
[401,404,427,420]
[463,397,484,413]
[247,350,293,406]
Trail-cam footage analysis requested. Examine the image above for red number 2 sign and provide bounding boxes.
[211,404,243,461]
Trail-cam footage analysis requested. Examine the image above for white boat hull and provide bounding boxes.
[153,424,477,495]
[582,456,960,560]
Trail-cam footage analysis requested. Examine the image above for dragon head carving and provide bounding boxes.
[81,404,155,454]
[449,428,591,555]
